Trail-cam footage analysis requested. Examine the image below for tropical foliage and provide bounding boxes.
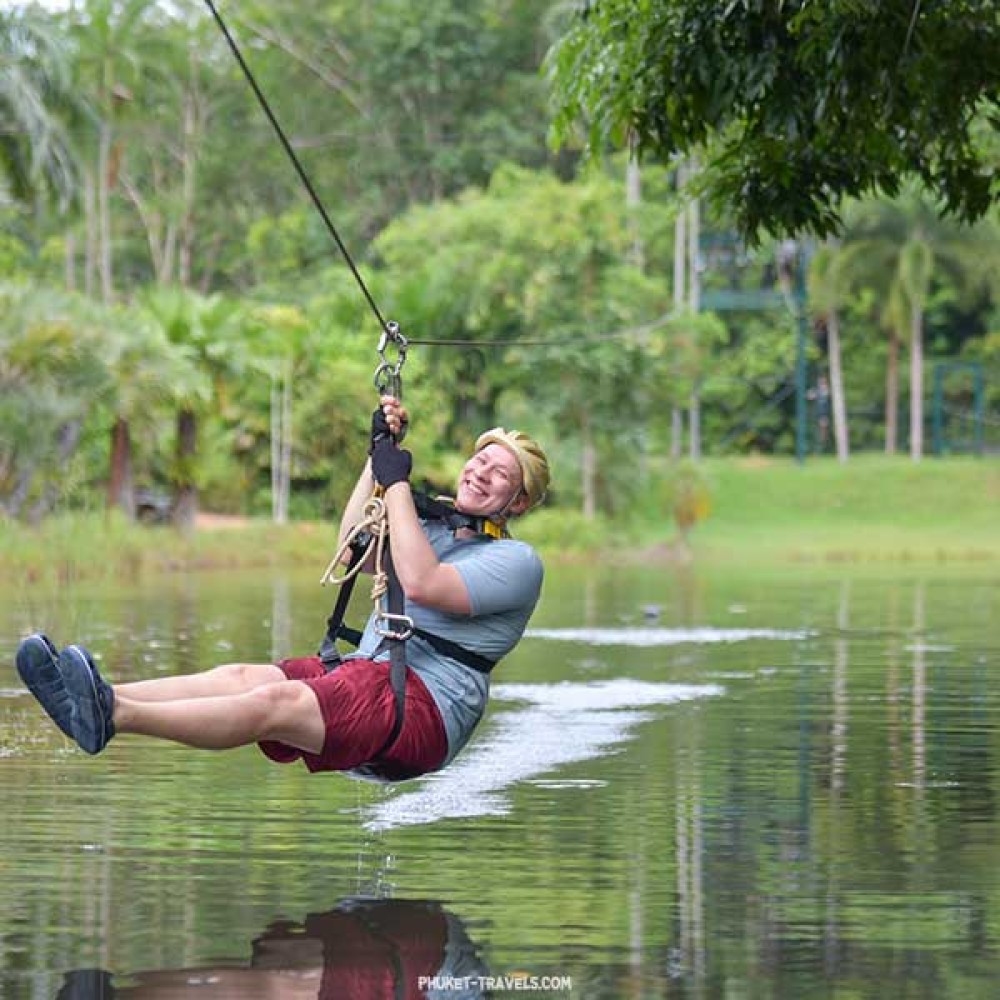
[0,0,998,526]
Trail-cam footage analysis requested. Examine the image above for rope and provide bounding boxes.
[201,0,390,336]
[319,494,390,605]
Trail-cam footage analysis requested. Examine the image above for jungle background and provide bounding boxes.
[1,0,999,564]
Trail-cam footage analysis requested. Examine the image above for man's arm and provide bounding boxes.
[364,395,473,614]
[336,457,377,553]
[382,481,472,615]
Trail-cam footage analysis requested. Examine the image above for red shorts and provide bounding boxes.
[258,656,448,779]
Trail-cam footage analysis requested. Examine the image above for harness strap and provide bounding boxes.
[318,534,369,670]
[412,491,507,539]
[411,628,497,674]
[370,544,408,760]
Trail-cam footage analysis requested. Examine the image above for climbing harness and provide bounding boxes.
[318,490,503,670]
[317,490,502,780]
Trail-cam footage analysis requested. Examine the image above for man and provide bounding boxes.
[15,396,548,780]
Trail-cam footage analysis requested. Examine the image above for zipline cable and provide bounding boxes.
[407,312,677,349]
[201,0,390,336]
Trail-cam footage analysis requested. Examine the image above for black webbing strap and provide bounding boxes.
[412,628,496,674]
[370,544,408,760]
[411,491,483,533]
[318,534,370,669]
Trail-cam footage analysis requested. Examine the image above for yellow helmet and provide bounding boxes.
[474,427,550,510]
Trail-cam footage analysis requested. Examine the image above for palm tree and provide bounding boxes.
[0,5,77,204]
[808,242,851,462]
[138,286,245,530]
[101,306,198,517]
[844,189,997,461]
[67,0,156,301]
[878,276,907,455]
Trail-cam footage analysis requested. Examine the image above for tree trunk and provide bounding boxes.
[672,165,687,458]
[270,366,292,525]
[826,310,850,462]
[580,409,596,521]
[909,304,924,461]
[671,407,684,460]
[270,376,281,523]
[97,119,114,303]
[65,229,76,291]
[687,190,702,461]
[688,386,701,462]
[280,362,292,521]
[5,463,37,519]
[173,407,198,531]
[107,416,136,518]
[83,169,97,298]
[626,130,644,270]
[885,332,900,455]
[177,57,200,287]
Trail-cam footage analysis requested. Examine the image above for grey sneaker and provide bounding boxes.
[15,634,73,738]
[59,644,115,755]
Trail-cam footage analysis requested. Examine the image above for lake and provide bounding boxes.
[1,561,999,998]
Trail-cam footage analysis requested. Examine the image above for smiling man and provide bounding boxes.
[16,397,548,781]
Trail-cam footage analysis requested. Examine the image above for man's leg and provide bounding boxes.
[113,680,326,754]
[115,662,287,703]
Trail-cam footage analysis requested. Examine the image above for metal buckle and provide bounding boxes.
[374,612,413,641]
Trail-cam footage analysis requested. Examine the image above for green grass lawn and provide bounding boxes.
[691,455,1000,562]
[2,456,998,584]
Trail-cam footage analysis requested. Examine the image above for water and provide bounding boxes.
[1,563,999,998]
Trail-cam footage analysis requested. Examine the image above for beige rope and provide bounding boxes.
[319,493,390,606]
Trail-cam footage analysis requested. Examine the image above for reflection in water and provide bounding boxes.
[675,747,706,994]
[58,898,488,999]
[5,568,1000,999]
[271,575,293,665]
[364,679,723,831]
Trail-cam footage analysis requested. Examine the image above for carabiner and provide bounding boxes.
[374,612,414,642]
[374,320,407,398]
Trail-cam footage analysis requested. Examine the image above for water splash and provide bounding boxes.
[364,679,723,831]
[524,627,811,646]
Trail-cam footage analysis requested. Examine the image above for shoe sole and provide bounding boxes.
[15,634,73,739]
[61,644,109,755]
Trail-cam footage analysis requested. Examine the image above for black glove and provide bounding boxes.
[371,438,412,489]
[370,406,391,453]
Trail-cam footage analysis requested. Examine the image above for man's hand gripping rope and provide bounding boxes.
[319,398,410,607]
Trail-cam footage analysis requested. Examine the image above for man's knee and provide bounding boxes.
[250,682,322,742]
[211,662,284,690]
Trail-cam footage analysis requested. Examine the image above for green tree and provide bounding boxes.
[0,4,76,204]
[808,243,851,461]
[0,285,108,519]
[101,308,195,517]
[66,0,159,301]
[844,191,998,460]
[376,164,672,515]
[549,1,1000,239]
[138,287,246,528]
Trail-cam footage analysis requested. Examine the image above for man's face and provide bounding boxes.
[455,443,527,517]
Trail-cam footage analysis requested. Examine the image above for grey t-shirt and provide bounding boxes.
[355,518,544,766]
